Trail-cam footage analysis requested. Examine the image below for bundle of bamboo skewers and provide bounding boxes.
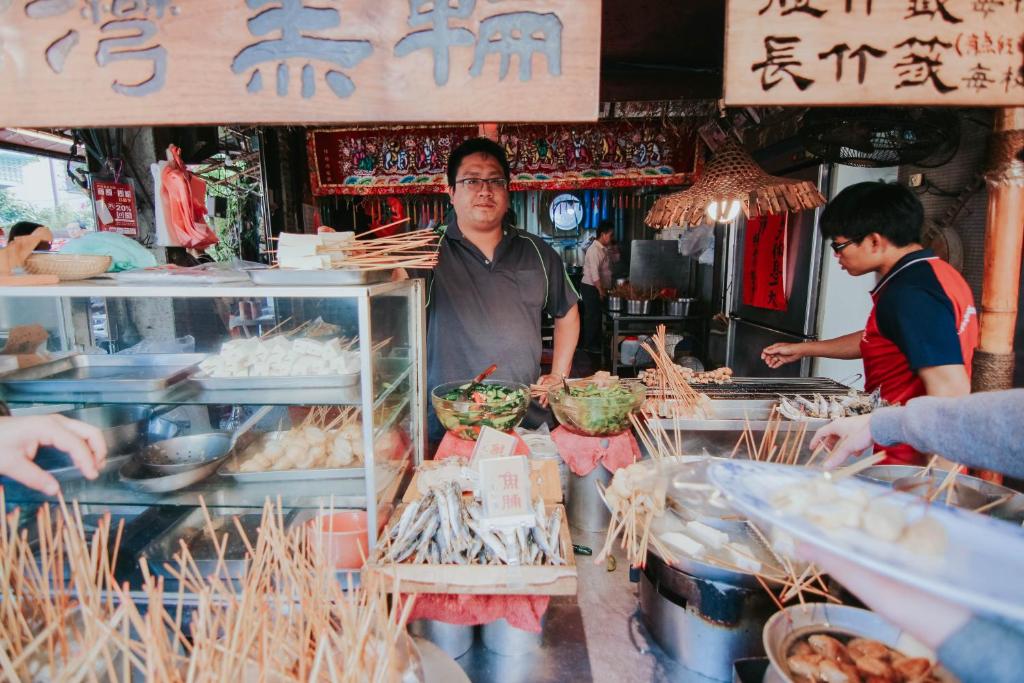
[638,324,709,418]
[273,219,440,272]
[0,494,417,682]
[594,413,842,610]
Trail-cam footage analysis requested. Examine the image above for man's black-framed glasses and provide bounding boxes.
[830,237,860,253]
[454,177,508,191]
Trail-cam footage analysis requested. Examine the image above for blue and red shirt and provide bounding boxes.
[861,249,978,465]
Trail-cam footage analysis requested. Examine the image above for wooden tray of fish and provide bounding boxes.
[364,498,576,596]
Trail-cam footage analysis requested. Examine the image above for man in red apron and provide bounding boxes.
[762,181,977,465]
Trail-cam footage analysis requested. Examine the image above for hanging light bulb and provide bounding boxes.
[705,198,741,223]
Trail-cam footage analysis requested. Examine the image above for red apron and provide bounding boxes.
[861,256,978,465]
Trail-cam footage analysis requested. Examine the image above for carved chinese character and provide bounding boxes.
[96,20,167,96]
[973,0,1005,17]
[394,0,476,86]
[894,36,957,93]
[819,42,888,83]
[759,0,827,18]
[232,0,373,99]
[905,0,963,23]
[1001,65,1024,91]
[845,0,875,13]
[962,62,996,90]
[751,36,815,91]
[470,12,562,81]
[26,0,169,95]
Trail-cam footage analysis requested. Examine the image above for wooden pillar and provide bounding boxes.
[975,107,1024,393]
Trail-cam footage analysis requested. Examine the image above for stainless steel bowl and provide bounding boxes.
[607,296,623,312]
[763,604,956,683]
[625,299,651,315]
[857,464,1024,523]
[664,297,694,317]
[136,432,232,475]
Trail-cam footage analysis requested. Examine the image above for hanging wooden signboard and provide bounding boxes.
[724,0,1024,106]
[0,0,601,127]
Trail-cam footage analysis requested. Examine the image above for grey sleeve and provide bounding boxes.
[938,615,1024,683]
[870,389,1024,477]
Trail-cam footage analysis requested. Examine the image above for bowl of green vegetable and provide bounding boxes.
[548,378,645,436]
[431,380,530,440]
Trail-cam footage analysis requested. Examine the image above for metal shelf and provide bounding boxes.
[2,359,413,408]
[0,460,407,510]
[0,279,413,299]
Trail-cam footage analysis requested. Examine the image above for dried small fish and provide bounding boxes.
[546,506,563,561]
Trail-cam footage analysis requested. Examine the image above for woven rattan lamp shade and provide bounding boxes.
[646,139,826,228]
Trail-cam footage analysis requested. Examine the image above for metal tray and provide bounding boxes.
[190,370,360,390]
[247,268,389,286]
[0,353,204,394]
[142,506,299,580]
[118,454,225,493]
[218,430,366,482]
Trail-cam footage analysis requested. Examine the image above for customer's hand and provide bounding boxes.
[761,342,805,368]
[0,415,107,496]
[810,414,874,467]
[795,541,969,651]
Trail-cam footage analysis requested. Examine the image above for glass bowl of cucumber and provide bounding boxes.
[431,380,530,440]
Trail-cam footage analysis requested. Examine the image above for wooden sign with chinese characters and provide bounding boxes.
[0,0,601,127]
[725,0,1024,106]
[479,456,535,528]
[470,426,519,466]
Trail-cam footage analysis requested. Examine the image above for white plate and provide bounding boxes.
[708,460,1024,622]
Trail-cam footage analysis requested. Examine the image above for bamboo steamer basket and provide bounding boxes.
[24,254,112,280]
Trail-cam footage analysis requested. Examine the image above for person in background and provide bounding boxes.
[761,182,978,465]
[8,221,51,251]
[803,389,1024,683]
[0,413,106,496]
[402,137,580,447]
[580,221,614,354]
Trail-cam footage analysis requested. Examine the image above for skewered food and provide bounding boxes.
[785,633,945,683]
[382,482,565,566]
[233,408,363,472]
[777,389,886,421]
[639,365,733,385]
[771,478,947,557]
[197,335,359,378]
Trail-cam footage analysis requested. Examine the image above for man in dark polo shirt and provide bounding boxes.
[761,181,977,465]
[406,138,580,446]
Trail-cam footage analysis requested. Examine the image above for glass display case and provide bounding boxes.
[0,277,425,593]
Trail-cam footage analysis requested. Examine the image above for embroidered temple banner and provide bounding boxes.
[309,122,702,196]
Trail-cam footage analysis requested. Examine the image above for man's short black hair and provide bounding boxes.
[447,137,511,187]
[8,221,44,240]
[596,220,614,238]
[820,181,923,247]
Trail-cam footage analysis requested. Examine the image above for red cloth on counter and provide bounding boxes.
[404,443,548,633]
[404,593,549,633]
[550,427,641,476]
[433,430,531,460]
[160,144,218,250]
